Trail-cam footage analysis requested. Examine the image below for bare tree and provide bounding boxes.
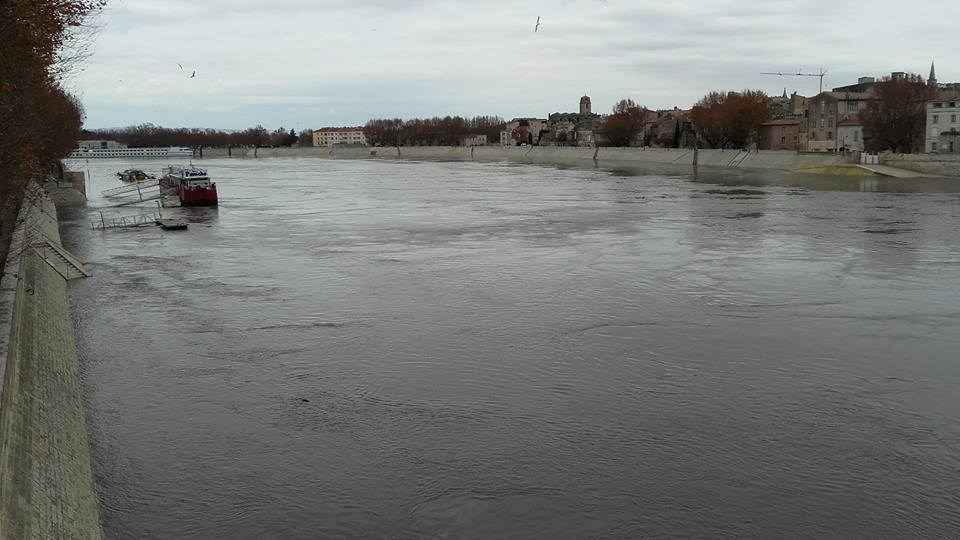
[690,90,768,149]
[860,74,934,153]
[599,99,648,146]
[0,0,106,274]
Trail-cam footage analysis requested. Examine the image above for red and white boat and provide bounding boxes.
[161,165,218,206]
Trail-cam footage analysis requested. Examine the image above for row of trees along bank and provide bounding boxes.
[1,0,105,274]
[362,116,505,146]
[92,124,317,148]
[597,91,768,149]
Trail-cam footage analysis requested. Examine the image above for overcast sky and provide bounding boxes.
[72,0,956,130]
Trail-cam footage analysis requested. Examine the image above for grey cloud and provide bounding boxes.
[78,0,959,129]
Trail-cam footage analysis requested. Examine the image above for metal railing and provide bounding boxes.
[90,211,161,230]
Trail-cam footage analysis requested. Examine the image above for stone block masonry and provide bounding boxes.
[0,187,103,539]
[197,145,856,172]
[881,153,960,177]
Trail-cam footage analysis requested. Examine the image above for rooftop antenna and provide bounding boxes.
[760,68,828,94]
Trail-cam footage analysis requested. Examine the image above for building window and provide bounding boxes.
[847,101,859,112]
[781,136,786,144]
[854,131,860,141]
[933,115,939,124]
[932,142,938,151]
[952,115,957,123]
[951,102,957,107]
[827,131,833,140]
[934,103,943,108]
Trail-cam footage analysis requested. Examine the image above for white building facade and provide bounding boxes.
[926,93,960,153]
[77,139,127,150]
[460,134,487,147]
[313,127,367,147]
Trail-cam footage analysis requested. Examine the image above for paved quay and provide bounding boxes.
[858,163,940,178]
[0,187,102,540]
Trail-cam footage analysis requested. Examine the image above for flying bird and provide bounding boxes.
[177,63,183,70]
[534,16,541,32]
[190,70,196,78]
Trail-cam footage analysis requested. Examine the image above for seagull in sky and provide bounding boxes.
[534,16,541,32]
[177,63,183,70]
[190,70,196,78]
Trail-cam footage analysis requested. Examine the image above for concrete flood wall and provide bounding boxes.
[0,187,102,539]
[881,153,960,177]
[196,145,853,172]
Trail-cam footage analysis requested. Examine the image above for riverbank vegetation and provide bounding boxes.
[92,124,314,148]
[860,74,933,154]
[0,0,104,273]
[690,90,769,149]
[598,99,648,147]
[362,116,506,147]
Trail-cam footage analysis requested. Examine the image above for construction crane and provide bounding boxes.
[761,69,828,94]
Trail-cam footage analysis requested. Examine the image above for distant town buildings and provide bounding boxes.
[545,95,605,146]
[641,108,695,148]
[348,62,959,155]
[501,117,550,146]
[500,96,606,147]
[313,127,366,147]
[758,118,801,150]
[803,91,872,153]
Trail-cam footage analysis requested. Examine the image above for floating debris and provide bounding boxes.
[704,188,768,196]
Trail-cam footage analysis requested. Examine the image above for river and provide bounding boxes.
[60,157,960,538]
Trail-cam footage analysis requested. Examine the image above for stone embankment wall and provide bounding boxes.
[0,187,102,539]
[197,145,852,171]
[881,153,960,177]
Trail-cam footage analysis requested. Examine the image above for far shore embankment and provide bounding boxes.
[193,146,960,178]
[195,145,859,173]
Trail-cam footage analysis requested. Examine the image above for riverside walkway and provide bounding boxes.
[858,163,940,178]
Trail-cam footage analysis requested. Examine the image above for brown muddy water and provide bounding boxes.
[59,157,960,539]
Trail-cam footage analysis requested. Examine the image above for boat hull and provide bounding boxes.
[177,184,218,206]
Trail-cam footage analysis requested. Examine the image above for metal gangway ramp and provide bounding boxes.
[102,178,160,197]
[101,179,166,205]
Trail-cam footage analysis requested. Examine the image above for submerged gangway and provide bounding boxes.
[90,211,162,229]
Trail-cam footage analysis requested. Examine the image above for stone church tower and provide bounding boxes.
[579,95,591,115]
